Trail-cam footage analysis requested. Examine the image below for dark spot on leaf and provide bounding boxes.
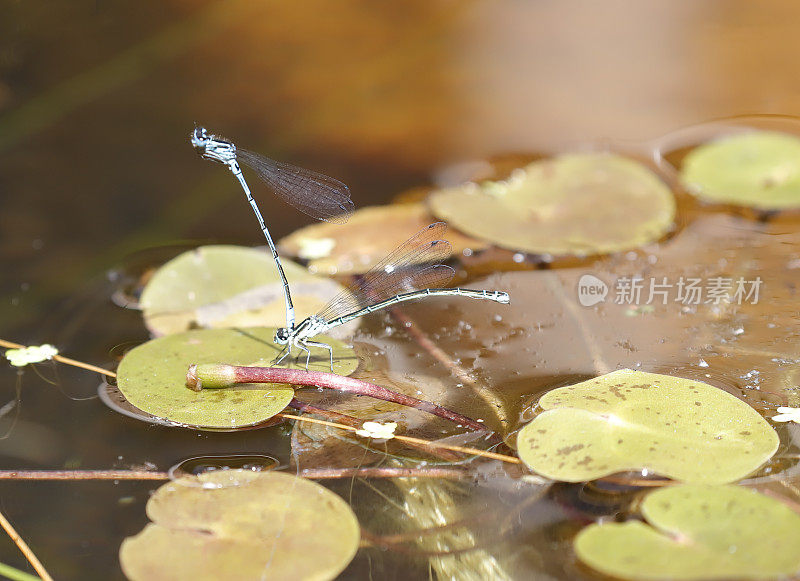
[556,444,585,456]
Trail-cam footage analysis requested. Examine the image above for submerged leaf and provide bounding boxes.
[120,470,360,581]
[140,245,345,336]
[517,369,778,484]
[116,327,357,429]
[279,202,487,276]
[428,153,675,256]
[575,484,800,580]
[681,131,800,209]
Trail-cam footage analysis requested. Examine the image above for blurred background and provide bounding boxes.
[3,1,800,344]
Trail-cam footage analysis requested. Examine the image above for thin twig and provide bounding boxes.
[0,509,54,581]
[0,338,116,378]
[299,467,467,480]
[287,400,463,462]
[279,413,521,464]
[287,399,361,426]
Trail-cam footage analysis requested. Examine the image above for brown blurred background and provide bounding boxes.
[1,0,800,338]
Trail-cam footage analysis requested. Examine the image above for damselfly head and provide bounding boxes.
[274,327,290,345]
[190,126,236,164]
[190,126,210,152]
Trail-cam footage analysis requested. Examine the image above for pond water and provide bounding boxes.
[3,2,800,580]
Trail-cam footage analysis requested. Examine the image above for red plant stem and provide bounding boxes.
[189,364,487,431]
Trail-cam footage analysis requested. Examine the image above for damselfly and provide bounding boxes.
[273,222,510,369]
[190,126,353,331]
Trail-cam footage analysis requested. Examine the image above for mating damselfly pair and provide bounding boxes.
[191,127,509,369]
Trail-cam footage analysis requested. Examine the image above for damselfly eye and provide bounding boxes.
[274,328,290,344]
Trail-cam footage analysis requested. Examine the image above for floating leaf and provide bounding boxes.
[120,470,360,581]
[517,369,778,484]
[140,245,346,336]
[575,484,800,580]
[681,131,800,209]
[279,202,487,276]
[429,153,675,256]
[772,406,800,424]
[116,327,357,429]
[354,420,397,439]
[4,344,58,367]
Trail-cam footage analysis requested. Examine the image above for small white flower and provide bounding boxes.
[772,407,800,423]
[5,344,59,367]
[355,421,398,440]
[297,237,336,260]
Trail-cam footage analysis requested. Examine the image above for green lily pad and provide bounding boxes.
[681,131,800,209]
[120,470,360,581]
[517,369,778,484]
[428,153,675,256]
[116,327,358,429]
[140,245,346,336]
[575,484,800,580]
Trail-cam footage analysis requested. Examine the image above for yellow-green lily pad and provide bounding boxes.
[120,470,360,581]
[517,369,778,484]
[140,245,345,336]
[681,131,800,209]
[116,327,357,429]
[575,484,800,580]
[428,153,675,256]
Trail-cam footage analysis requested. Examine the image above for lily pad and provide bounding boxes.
[575,484,800,580]
[428,153,675,256]
[681,131,800,209]
[120,470,360,581]
[517,369,778,484]
[116,327,357,429]
[140,245,346,336]
[278,202,487,276]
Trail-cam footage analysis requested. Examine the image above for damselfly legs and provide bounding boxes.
[190,126,353,331]
[273,222,510,370]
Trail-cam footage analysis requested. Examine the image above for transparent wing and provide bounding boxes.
[316,222,456,322]
[237,149,354,224]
